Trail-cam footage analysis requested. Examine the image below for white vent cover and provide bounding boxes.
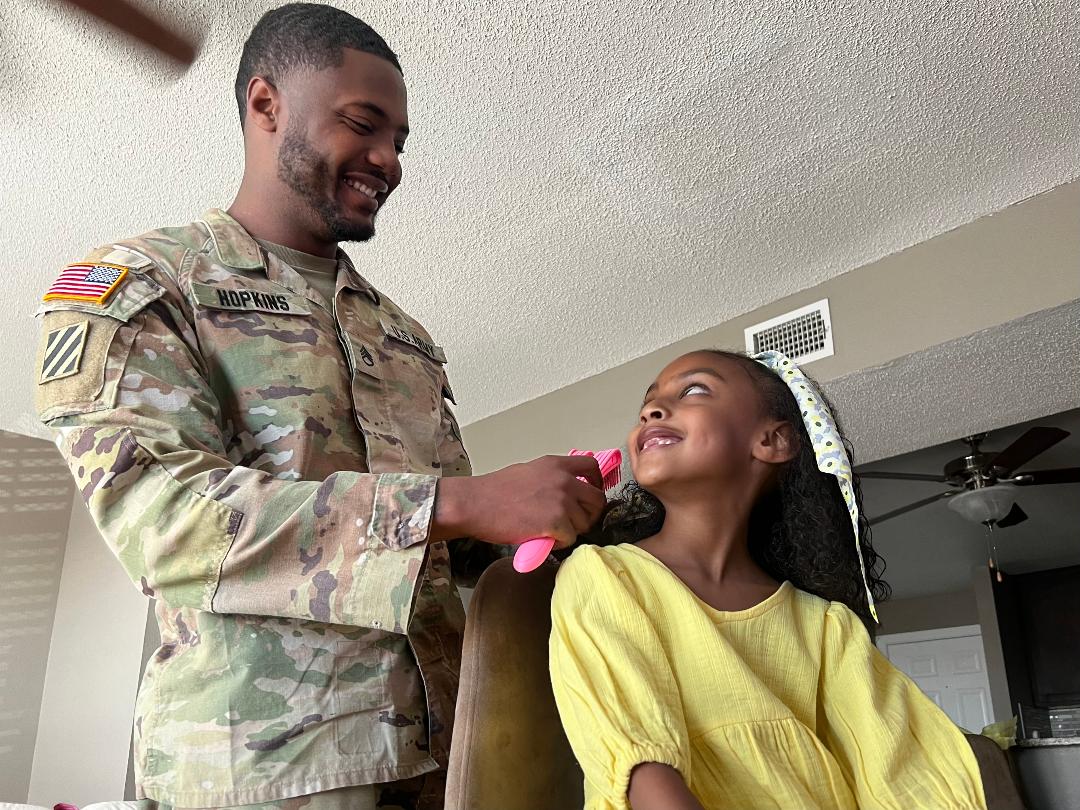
[744,299,834,363]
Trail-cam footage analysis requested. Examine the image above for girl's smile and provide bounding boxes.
[638,425,684,453]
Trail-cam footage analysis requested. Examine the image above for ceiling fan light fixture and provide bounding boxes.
[947,484,1019,524]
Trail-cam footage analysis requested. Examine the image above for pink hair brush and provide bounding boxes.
[512,448,623,573]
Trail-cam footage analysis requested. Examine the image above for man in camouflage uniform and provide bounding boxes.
[32,5,604,809]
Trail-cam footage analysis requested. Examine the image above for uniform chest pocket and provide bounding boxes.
[342,321,446,473]
[189,283,356,464]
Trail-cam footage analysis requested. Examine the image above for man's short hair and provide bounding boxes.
[235,3,402,126]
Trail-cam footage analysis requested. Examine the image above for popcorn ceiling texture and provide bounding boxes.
[2,0,1078,439]
[845,299,1080,597]
[831,299,1080,467]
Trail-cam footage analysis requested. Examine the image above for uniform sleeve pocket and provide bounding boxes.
[35,272,165,422]
[332,642,395,756]
[35,310,137,421]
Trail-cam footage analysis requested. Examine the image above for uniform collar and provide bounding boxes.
[336,249,381,305]
[197,209,264,270]
[197,208,381,305]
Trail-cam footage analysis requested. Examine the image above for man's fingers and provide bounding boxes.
[562,455,603,489]
[555,503,593,548]
[572,478,608,520]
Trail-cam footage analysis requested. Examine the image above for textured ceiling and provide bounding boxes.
[2,1,1079,438]
[840,299,1080,599]
[861,407,1080,601]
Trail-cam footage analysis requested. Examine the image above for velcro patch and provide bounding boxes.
[44,263,128,305]
[191,282,312,316]
[39,319,88,383]
[349,336,385,379]
[380,319,447,363]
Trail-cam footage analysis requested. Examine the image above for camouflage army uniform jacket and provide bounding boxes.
[34,209,471,806]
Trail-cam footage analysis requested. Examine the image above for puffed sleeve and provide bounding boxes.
[549,546,691,810]
[819,603,987,809]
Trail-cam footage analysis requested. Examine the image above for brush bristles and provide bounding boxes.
[570,448,623,492]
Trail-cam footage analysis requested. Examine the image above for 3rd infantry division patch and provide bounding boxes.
[40,320,89,383]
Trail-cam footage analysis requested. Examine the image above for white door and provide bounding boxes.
[878,625,994,731]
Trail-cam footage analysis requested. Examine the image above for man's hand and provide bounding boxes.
[432,455,606,549]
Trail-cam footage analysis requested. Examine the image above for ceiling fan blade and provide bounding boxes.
[990,426,1069,477]
[1012,467,1080,486]
[868,491,956,527]
[995,503,1028,529]
[859,471,949,483]
[58,0,199,66]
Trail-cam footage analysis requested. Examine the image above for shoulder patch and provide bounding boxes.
[39,319,88,382]
[35,310,127,420]
[44,263,128,305]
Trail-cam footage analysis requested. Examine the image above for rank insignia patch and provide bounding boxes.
[43,262,129,305]
[39,320,89,383]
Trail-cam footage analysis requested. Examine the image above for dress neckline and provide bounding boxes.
[619,543,793,621]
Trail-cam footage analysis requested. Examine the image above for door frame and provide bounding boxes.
[876,624,983,654]
[876,623,994,727]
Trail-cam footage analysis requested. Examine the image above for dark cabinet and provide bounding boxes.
[996,564,1080,709]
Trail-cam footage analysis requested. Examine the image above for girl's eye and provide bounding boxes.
[682,383,709,397]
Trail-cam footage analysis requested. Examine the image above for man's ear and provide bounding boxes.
[245,76,281,133]
[752,421,799,466]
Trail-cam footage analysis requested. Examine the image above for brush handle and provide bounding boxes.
[512,448,623,574]
[513,537,557,573]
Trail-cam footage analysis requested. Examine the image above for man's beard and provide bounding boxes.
[277,123,376,244]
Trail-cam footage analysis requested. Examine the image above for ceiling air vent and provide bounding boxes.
[744,299,834,363]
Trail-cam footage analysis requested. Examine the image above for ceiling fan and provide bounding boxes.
[57,0,199,68]
[861,426,1080,529]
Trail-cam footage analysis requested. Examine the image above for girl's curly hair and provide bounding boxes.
[575,350,890,636]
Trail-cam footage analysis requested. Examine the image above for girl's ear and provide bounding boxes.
[753,421,799,466]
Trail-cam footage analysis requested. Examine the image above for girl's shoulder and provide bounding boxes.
[783,589,876,654]
[554,543,665,607]
[558,542,666,584]
[788,585,832,615]
[557,542,635,586]
[786,586,865,630]
[561,541,637,567]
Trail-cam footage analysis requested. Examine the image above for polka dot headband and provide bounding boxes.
[752,350,877,622]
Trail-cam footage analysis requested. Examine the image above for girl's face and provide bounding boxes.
[628,352,784,494]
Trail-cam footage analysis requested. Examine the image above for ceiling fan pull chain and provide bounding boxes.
[985,522,1004,582]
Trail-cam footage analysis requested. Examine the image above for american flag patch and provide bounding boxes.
[43,262,129,305]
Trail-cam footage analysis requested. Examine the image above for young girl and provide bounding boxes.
[549,350,987,810]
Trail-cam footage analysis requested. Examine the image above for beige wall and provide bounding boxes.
[462,180,1080,472]
[875,588,979,637]
[972,565,1013,724]
[28,492,149,807]
[0,432,72,804]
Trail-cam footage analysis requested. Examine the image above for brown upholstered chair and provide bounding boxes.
[446,557,1027,810]
[965,733,1028,810]
[446,558,584,810]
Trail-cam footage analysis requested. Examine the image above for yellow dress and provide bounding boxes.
[549,544,987,810]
